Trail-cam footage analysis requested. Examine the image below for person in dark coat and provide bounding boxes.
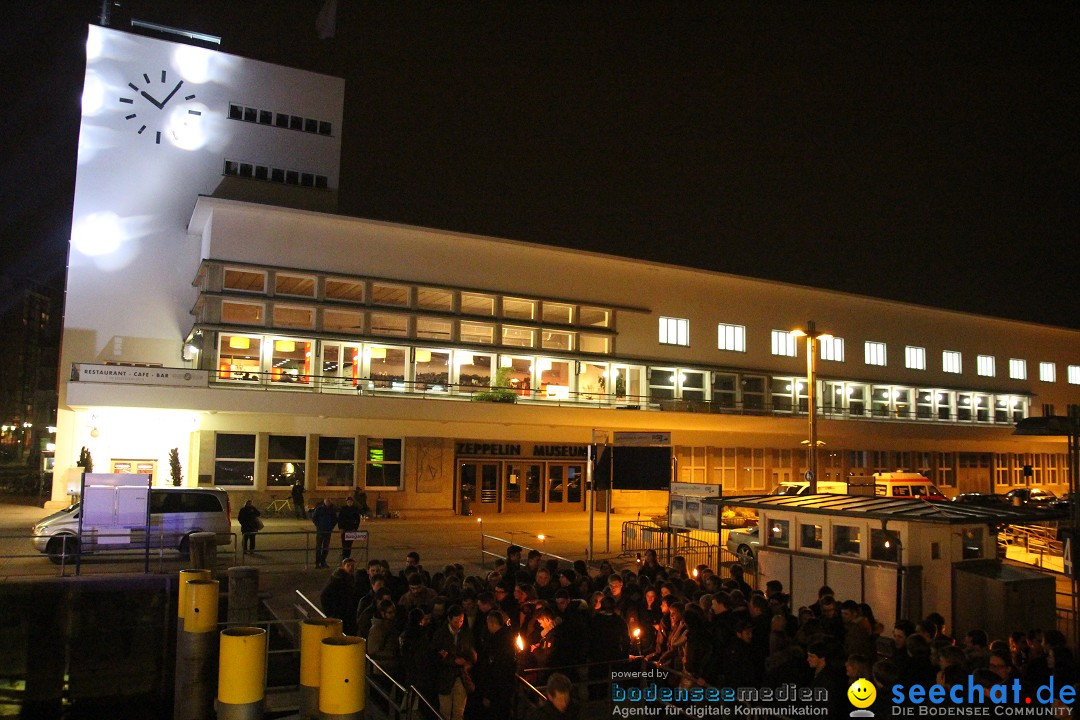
[432,605,476,720]
[237,499,261,554]
[475,610,517,720]
[291,479,306,519]
[527,672,580,720]
[311,498,338,568]
[319,558,358,635]
[400,608,437,708]
[336,496,362,560]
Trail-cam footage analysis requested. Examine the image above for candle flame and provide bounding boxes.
[633,628,642,639]
[516,634,525,651]
[692,568,699,578]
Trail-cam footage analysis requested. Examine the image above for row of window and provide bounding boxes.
[207,331,1030,425]
[662,318,1077,384]
[213,433,401,489]
[213,266,614,329]
[762,518,984,561]
[223,160,329,189]
[227,103,333,136]
[208,300,612,354]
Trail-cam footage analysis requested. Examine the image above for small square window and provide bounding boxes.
[943,351,962,374]
[228,104,243,120]
[905,346,926,370]
[275,113,289,128]
[833,525,861,557]
[243,106,257,122]
[318,121,333,136]
[864,341,886,366]
[238,163,253,178]
[270,167,286,183]
[285,170,300,185]
[661,317,690,346]
[289,115,303,130]
[977,355,996,377]
[1040,362,1056,383]
[253,165,268,180]
[223,160,239,176]
[315,175,328,189]
[717,323,746,353]
[304,118,318,133]
[820,336,845,362]
[770,329,796,357]
[300,173,315,187]
[766,519,790,548]
[1068,365,1080,385]
[800,523,823,550]
[1009,358,1027,380]
[258,110,273,125]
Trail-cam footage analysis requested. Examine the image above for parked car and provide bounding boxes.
[1003,488,1058,506]
[32,487,232,563]
[726,526,760,566]
[951,492,1013,508]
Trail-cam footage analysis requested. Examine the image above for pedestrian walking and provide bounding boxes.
[311,497,338,568]
[237,499,261,554]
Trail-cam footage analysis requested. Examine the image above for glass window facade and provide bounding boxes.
[365,438,402,489]
[317,436,355,487]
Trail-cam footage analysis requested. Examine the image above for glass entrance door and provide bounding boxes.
[546,463,585,511]
[459,462,500,513]
[504,462,541,513]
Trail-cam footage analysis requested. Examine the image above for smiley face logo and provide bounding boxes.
[847,678,876,709]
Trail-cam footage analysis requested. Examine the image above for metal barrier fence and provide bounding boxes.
[620,520,719,570]
[480,532,581,570]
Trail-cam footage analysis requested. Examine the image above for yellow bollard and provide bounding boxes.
[319,636,366,719]
[177,569,211,634]
[174,579,219,720]
[300,618,342,720]
[217,626,266,720]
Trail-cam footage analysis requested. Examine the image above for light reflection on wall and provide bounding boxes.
[174,44,215,84]
[81,70,106,115]
[167,102,209,150]
[71,211,122,257]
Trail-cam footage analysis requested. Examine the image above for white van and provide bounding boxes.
[31,486,232,563]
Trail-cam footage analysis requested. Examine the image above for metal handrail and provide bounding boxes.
[294,589,325,618]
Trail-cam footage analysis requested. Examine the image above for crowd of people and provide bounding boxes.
[317,545,1078,720]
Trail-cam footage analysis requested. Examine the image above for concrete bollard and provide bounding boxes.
[227,566,260,625]
[216,626,266,720]
[177,568,211,636]
[174,578,219,720]
[189,531,218,571]
[299,618,342,719]
[319,636,366,720]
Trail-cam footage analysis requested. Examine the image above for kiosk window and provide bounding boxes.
[800,523,823,550]
[870,529,900,562]
[962,528,985,559]
[767,519,790,548]
[833,525,862,556]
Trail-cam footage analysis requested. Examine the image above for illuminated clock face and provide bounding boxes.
[118,68,200,145]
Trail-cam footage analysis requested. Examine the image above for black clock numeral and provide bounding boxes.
[185,94,196,101]
[125,113,136,120]
[155,131,161,144]
[143,73,150,84]
[161,70,167,83]
[120,97,134,104]
[188,110,202,116]
[138,125,147,134]
[128,83,139,91]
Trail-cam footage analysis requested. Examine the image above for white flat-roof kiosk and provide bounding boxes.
[706,494,1058,641]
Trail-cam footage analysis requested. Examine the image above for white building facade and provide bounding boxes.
[53,26,1080,515]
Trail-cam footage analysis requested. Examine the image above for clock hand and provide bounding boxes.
[158,80,184,108]
[140,90,164,109]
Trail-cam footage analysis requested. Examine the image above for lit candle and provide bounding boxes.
[516,634,525,652]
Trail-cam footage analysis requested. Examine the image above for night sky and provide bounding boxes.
[4,1,1079,330]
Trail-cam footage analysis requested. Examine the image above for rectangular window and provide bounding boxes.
[1010,358,1027,380]
[416,317,453,341]
[943,351,962,374]
[267,435,306,487]
[800,523,823,550]
[502,297,536,321]
[717,323,746,352]
[541,302,574,325]
[269,338,312,384]
[214,433,256,486]
[222,300,264,325]
[369,313,409,337]
[741,375,766,411]
[501,326,535,347]
[325,278,365,303]
[648,368,676,400]
[1040,362,1056,383]
[461,292,495,316]
[977,355,996,377]
[1069,365,1080,385]
[272,305,315,329]
[217,334,262,381]
[417,287,454,312]
[770,330,796,357]
[833,525,862,557]
[223,267,267,293]
[579,307,610,328]
[365,438,402,489]
[711,373,737,409]
[864,341,886,366]
[274,273,315,297]
[456,352,493,392]
[905,346,926,370]
[323,309,363,333]
[660,317,690,346]
[870,529,900,562]
[819,336,845,362]
[322,343,361,387]
[680,370,706,401]
[460,321,495,345]
[370,281,410,307]
[317,436,355,487]
[766,519,790,548]
[368,346,407,388]
[414,349,450,390]
[578,333,610,354]
[541,330,573,351]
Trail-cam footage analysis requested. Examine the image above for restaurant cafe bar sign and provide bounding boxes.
[71,363,209,388]
[456,442,588,459]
